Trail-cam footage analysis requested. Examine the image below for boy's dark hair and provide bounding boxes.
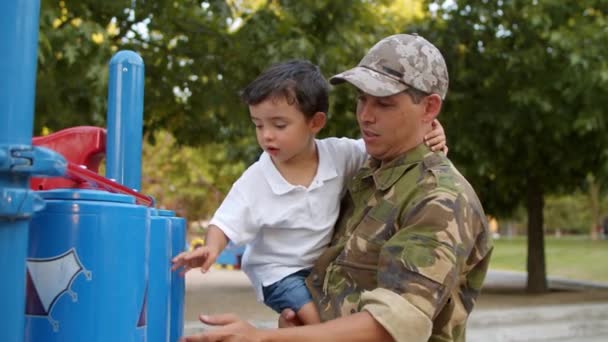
[240,60,330,119]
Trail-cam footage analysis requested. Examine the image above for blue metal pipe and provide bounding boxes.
[0,1,42,341]
[0,1,40,144]
[106,51,145,191]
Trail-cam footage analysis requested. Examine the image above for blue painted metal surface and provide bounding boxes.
[106,51,145,191]
[0,0,39,146]
[0,220,30,342]
[170,215,187,342]
[148,209,173,342]
[25,189,149,341]
[0,2,64,342]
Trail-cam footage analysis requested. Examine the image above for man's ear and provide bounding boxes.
[422,94,442,123]
[309,112,327,134]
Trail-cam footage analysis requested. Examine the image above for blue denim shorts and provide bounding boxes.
[262,269,313,313]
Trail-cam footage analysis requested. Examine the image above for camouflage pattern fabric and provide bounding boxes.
[306,144,493,341]
[330,34,449,99]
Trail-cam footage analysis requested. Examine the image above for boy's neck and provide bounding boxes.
[271,140,319,188]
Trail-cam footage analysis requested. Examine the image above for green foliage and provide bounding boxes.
[35,1,608,228]
[35,1,118,131]
[34,0,423,220]
[141,130,246,221]
[133,0,402,149]
[544,194,591,234]
[509,191,608,236]
[35,1,422,155]
[412,0,608,216]
[410,1,608,290]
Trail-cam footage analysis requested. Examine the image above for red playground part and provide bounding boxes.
[31,126,106,190]
[31,126,154,207]
[65,162,154,206]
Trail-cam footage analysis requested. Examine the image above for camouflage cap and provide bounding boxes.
[330,34,449,99]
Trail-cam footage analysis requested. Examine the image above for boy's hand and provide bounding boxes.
[424,119,448,154]
[279,308,303,328]
[171,246,219,276]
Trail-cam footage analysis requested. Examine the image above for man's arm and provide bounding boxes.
[357,189,488,342]
[183,311,394,342]
[261,311,393,342]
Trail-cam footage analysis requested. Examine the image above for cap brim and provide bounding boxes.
[329,67,407,97]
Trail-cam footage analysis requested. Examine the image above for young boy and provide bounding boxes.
[171,60,446,325]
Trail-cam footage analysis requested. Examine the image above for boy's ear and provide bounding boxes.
[309,112,326,134]
[422,94,442,123]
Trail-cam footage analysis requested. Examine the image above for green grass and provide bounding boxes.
[490,237,608,283]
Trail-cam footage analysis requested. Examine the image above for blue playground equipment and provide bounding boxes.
[147,209,186,342]
[26,190,149,341]
[216,243,246,268]
[106,51,145,191]
[1,2,187,341]
[1,2,66,341]
[169,215,187,342]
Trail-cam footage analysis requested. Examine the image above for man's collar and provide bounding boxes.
[360,143,433,191]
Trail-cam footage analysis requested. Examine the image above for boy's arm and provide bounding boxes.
[262,311,395,342]
[172,225,228,274]
[204,225,229,252]
[424,119,448,154]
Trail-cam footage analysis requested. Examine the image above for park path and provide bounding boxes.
[183,269,608,341]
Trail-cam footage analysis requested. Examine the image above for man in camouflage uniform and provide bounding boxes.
[183,34,492,342]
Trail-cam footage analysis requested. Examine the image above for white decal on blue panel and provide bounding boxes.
[25,248,92,332]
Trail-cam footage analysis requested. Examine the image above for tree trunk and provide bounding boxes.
[588,174,600,241]
[526,179,548,293]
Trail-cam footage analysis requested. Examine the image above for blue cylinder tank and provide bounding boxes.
[25,189,149,341]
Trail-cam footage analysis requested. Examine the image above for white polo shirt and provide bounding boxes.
[209,137,367,301]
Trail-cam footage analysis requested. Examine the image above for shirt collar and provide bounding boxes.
[261,139,338,195]
[359,143,434,191]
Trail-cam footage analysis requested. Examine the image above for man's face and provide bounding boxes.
[356,90,426,162]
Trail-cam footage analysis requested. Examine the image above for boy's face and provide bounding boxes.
[249,97,323,165]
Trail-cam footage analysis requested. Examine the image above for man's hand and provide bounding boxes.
[424,119,448,154]
[278,308,303,328]
[171,246,219,276]
[179,313,261,342]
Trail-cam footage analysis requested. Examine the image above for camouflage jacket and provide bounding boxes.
[306,144,493,342]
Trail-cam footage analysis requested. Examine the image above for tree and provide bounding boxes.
[141,130,246,222]
[34,0,422,222]
[35,0,119,131]
[414,0,608,292]
[36,0,424,147]
[587,174,601,239]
